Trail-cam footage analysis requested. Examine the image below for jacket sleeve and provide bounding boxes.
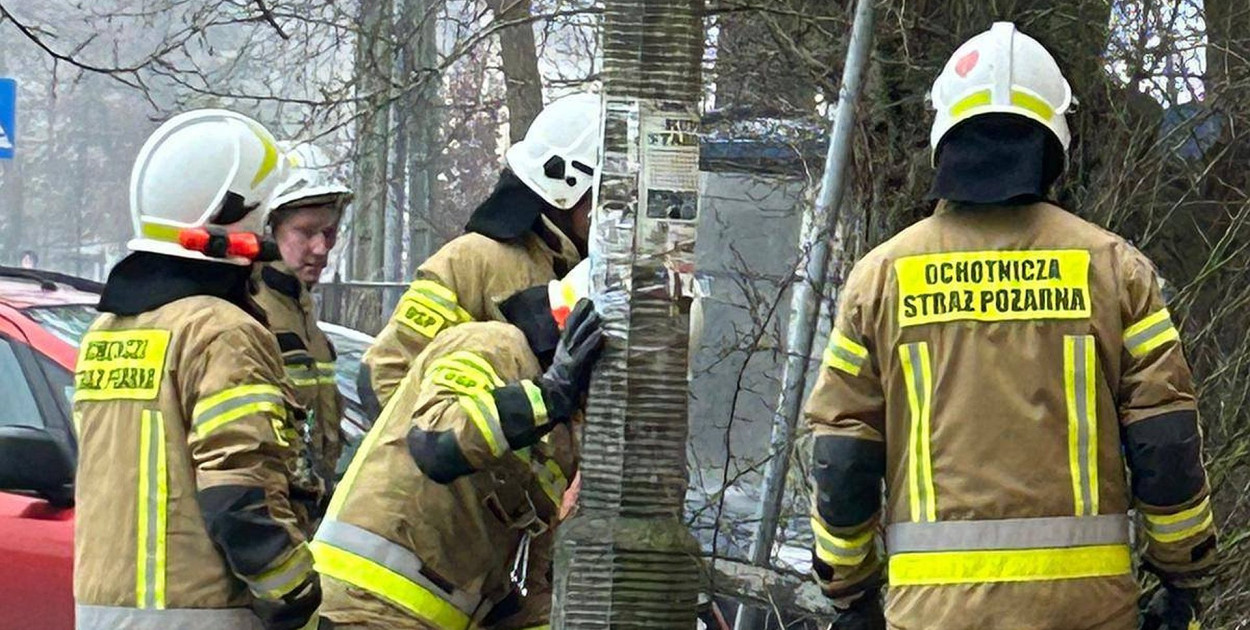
[1117,247,1216,589]
[362,268,475,407]
[404,343,552,485]
[803,262,886,602]
[185,324,315,603]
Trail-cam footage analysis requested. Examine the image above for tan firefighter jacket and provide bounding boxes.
[362,215,580,407]
[252,262,343,499]
[315,323,577,630]
[73,295,317,630]
[805,202,1215,630]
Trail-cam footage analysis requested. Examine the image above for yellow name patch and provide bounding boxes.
[895,250,1091,327]
[397,295,448,339]
[75,330,172,401]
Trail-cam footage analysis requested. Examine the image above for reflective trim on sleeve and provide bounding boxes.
[192,384,286,437]
[886,515,1129,553]
[285,363,338,388]
[246,543,314,600]
[811,516,874,567]
[533,458,569,507]
[395,280,474,339]
[76,604,265,630]
[888,544,1131,586]
[459,394,508,458]
[1143,497,1215,544]
[521,380,549,427]
[135,410,169,609]
[823,329,869,377]
[313,519,478,626]
[1125,308,1180,358]
[316,362,337,385]
[899,342,936,523]
[1064,335,1099,516]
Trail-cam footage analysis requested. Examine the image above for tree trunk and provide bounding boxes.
[350,0,395,329]
[351,0,395,285]
[484,0,544,142]
[399,0,439,270]
[552,1,704,628]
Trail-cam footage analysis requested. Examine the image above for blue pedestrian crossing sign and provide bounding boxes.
[0,78,15,160]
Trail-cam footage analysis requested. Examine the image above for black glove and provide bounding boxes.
[536,298,604,423]
[827,591,885,630]
[1142,586,1202,630]
[251,576,322,630]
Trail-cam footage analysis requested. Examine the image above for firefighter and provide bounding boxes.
[252,142,353,527]
[313,262,603,630]
[73,110,323,630]
[805,23,1215,630]
[359,92,599,414]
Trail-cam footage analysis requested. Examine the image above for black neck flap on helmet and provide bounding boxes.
[464,169,551,242]
[98,252,266,323]
[929,113,1065,206]
[498,285,559,366]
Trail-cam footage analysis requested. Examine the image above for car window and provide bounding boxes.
[22,304,98,346]
[0,338,43,428]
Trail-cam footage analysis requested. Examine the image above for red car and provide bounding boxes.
[0,267,99,630]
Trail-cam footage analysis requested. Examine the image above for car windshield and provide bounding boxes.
[23,304,98,346]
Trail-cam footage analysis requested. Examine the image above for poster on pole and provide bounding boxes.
[0,78,15,160]
[640,100,699,222]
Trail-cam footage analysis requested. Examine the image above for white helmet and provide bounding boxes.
[129,109,291,265]
[270,142,353,213]
[929,22,1073,166]
[505,93,602,210]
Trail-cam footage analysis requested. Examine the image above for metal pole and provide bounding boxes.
[735,0,876,627]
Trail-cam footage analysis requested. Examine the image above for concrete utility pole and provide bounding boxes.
[736,0,877,627]
[552,0,704,627]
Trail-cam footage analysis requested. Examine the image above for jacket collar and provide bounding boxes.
[259,262,305,301]
[98,252,265,322]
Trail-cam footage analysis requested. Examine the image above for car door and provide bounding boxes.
[0,314,75,630]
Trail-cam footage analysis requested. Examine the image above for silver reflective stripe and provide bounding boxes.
[828,344,866,370]
[1074,335,1093,515]
[76,604,264,630]
[247,547,313,599]
[1125,318,1173,351]
[315,519,480,615]
[886,514,1130,554]
[193,392,285,429]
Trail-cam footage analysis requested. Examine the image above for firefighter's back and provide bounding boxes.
[842,202,1147,629]
[74,295,286,627]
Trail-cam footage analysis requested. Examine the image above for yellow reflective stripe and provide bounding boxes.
[811,517,873,566]
[446,352,504,388]
[1144,498,1214,543]
[316,362,337,385]
[1125,309,1180,358]
[140,221,182,244]
[459,394,507,457]
[1064,335,1099,516]
[249,544,314,600]
[193,384,286,436]
[311,541,469,630]
[424,353,504,397]
[888,544,1131,586]
[243,119,281,188]
[949,88,1055,122]
[535,459,569,506]
[136,410,168,609]
[823,330,869,377]
[408,280,473,323]
[899,342,936,523]
[521,380,549,426]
